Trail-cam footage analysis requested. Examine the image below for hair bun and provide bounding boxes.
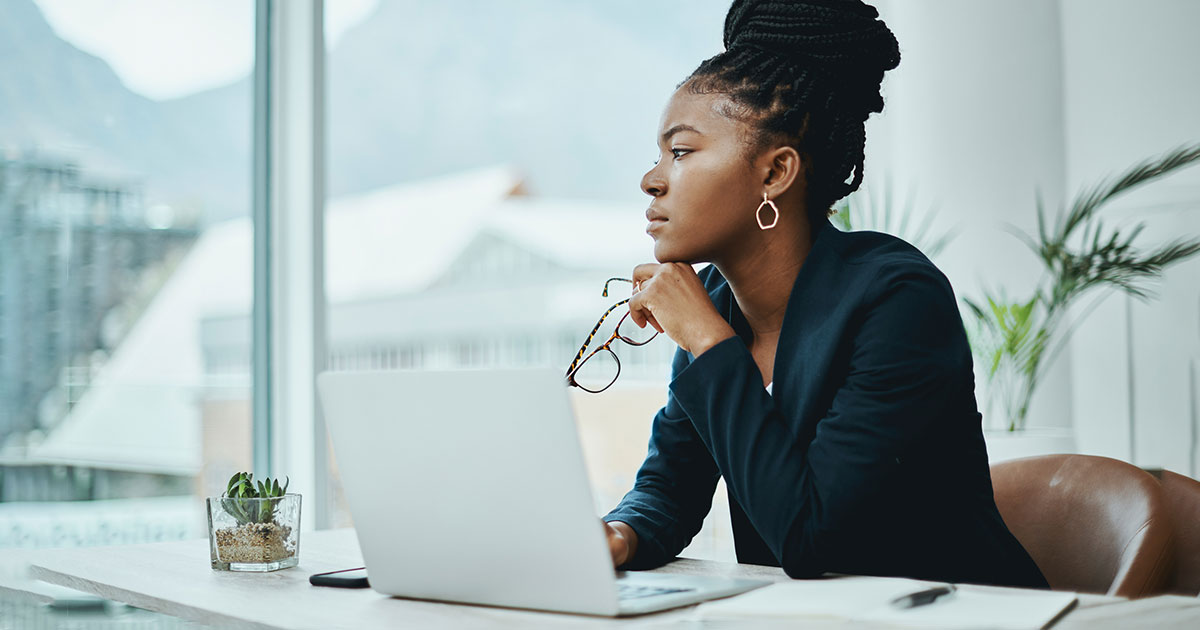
[723,0,900,114]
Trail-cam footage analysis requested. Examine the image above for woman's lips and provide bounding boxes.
[646,208,667,234]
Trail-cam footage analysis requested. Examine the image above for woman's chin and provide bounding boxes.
[653,242,693,264]
[652,241,675,263]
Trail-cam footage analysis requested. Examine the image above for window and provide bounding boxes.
[0,0,256,601]
[322,0,736,560]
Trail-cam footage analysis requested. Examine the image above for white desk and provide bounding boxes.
[21,529,1200,629]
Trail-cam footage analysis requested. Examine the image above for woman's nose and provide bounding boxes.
[641,166,665,197]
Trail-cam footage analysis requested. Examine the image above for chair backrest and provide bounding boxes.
[1150,469,1200,595]
[990,454,1174,597]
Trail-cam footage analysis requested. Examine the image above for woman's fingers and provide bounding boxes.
[628,263,658,328]
[628,264,669,334]
[628,292,649,328]
[645,311,664,333]
[624,262,734,354]
[632,263,659,288]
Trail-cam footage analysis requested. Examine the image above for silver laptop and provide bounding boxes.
[316,368,768,616]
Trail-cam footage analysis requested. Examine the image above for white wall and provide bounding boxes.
[868,1,1200,472]
[870,0,1071,430]
[1060,0,1200,473]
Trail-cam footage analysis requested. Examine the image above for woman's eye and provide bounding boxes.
[653,148,691,165]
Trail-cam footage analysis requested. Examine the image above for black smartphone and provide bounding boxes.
[309,567,370,588]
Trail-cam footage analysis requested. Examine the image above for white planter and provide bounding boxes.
[984,428,1076,464]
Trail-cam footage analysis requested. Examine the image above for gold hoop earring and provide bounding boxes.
[756,191,779,230]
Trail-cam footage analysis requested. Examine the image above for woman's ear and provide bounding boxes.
[761,145,805,200]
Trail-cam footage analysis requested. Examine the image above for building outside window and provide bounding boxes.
[317,0,737,559]
[0,0,258,624]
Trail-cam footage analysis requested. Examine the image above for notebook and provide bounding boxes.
[693,576,1078,629]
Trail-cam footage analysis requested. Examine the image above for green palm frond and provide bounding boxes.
[1058,144,1200,242]
[832,177,957,258]
[966,142,1200,431]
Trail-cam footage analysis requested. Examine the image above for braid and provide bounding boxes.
[687,0,900,226]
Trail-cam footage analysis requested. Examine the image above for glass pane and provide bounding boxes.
[0,0,255,619]
[323,0,734,560]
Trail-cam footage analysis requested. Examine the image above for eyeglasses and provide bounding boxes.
[565,277,659,393]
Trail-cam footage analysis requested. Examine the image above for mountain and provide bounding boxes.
[1,0,729,222]
[0,0,251,220]
[324,0,727,202]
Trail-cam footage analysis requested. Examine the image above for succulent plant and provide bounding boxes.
[221,471,290,526]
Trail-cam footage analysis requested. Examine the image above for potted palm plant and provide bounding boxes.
[831,178,957,259]
[207,472,301,571]
[965,143,1200,457]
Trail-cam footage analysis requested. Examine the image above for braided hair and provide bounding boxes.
[686,0,900,226]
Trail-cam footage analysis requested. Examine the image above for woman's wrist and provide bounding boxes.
[689,323,736,357]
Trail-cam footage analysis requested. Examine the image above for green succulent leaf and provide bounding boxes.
[219,471,295,524]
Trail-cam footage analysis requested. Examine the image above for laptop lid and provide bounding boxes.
[317,368,622,616]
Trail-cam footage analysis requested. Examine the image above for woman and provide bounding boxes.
[602,0,1047,588]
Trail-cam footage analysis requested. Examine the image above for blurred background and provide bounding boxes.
[1,0,1198,626]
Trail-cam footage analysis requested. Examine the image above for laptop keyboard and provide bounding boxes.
[617,583,696,600]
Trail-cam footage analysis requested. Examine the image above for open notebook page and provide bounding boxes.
[693,576,1078,630]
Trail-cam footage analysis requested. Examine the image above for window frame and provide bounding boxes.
[253,0,330,530]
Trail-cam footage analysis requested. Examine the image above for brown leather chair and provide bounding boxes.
[1146,468,1200,595]
[990,454,1174,597]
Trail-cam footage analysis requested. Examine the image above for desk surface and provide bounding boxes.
[25,528,1200,630]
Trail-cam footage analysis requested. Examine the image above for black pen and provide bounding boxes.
[889,584,956,609]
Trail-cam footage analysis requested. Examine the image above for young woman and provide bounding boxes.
[602,0,1048,588]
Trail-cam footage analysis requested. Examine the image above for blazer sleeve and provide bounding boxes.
[603,346,721,570]
[669,266,968,578]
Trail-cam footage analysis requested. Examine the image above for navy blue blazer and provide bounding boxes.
[605,221,1048,589]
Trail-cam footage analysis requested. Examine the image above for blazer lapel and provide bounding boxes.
[771,222,845,435]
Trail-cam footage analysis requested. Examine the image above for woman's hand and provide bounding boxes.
[604,520,638,567]
[627,263,735,356]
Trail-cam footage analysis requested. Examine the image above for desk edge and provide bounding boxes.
[29,564,285,630]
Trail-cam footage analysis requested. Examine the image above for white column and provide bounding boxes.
[270,0,327,530]
[870,1,1071,430]
[1061,0,1200,469]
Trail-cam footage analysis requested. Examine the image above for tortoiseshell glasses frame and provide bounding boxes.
[564,277,659,393]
